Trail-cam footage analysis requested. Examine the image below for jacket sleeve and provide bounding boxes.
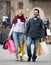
[24,22,27,33]
[40,20,44,38]
[24,20,30,35]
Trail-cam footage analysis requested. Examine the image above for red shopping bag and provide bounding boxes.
[6,40,15,54]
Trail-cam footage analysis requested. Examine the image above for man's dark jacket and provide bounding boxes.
[25,17,44,39]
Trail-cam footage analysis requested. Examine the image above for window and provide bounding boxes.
[18,2,23,9]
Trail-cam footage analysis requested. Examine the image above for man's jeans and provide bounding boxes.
[13,32,24,58]
[26,37,40,60]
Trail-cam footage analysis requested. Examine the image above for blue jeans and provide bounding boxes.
[13,32,24,58]
[26,37,40,59]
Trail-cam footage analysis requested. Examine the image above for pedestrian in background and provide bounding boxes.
[2,14,8,28]
[44,19,50,39]
[6,15,10,28]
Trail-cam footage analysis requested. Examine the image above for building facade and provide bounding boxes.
[0,0,51,24]
[0,0,11,23]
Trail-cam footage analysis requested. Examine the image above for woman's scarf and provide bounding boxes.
[12,15,26,24]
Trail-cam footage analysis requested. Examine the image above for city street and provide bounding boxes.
[0,44,51,65]
[0,0,51,65]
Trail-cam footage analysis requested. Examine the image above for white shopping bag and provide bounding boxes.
[46,28,51,35]
[23,42,28,61]
[40,41,49,56]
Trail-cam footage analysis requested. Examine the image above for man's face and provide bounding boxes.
[34,10,39,17]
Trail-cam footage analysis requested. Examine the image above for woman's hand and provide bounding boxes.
[7,36,11,40]
[24,35,27,41]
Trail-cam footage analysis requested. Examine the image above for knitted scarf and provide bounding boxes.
[12,15,26,24]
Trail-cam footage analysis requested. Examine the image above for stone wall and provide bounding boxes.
[0,1,7,23]
[11,0,51,22]
[0,0,51,24]
[0,0,11,23]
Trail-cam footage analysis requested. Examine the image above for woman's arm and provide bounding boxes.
[8,24,15,39]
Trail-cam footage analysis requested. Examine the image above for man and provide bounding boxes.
[24,9,44,62]
[46,19,50,28]
[5,15,10,28]
[2,14,8,28]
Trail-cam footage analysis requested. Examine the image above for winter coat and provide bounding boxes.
[25,17,44,39]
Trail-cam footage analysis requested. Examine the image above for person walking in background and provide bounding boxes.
[8,9,26,61]
[46,19,50,28]
[44,19,50,39]
[24,9,44,62]
[6,15,10,28]
[2,14,8,28]
[44,21,47,38]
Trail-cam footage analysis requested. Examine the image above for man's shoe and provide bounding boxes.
[32,59,36,62]
[32,56,37,62]
[16,57,19,61]
[27,57,31,61]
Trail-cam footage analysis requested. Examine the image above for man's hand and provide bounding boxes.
[41,38,44,42]
[24,35,27,41]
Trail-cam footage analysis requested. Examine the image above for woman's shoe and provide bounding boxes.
[20,56,23,61]
[16,57,19,61]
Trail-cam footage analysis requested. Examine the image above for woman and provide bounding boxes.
[8,9,26,61]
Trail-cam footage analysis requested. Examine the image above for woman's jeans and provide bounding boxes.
[25,37,40,60]
[13,32,24,58]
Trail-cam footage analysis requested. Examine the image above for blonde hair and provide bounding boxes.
[16,9,24,15]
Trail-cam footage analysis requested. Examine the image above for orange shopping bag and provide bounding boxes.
[36,43,41,56]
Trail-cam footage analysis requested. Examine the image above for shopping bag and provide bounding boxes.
[3,40,8,50]
[23,41,28,61]
[36,43,41,56]
[40,41,49,56]
[7,40,15,54]
[18,40,24,56]
[46,28,51,35]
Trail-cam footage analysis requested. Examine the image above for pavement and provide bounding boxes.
[0,44,51,65]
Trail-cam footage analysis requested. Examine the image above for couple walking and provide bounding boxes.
[8,9,44,62]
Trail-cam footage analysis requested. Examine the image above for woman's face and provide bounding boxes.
[18,10,23,16]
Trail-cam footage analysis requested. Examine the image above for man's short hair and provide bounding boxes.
[34,9,39,13]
